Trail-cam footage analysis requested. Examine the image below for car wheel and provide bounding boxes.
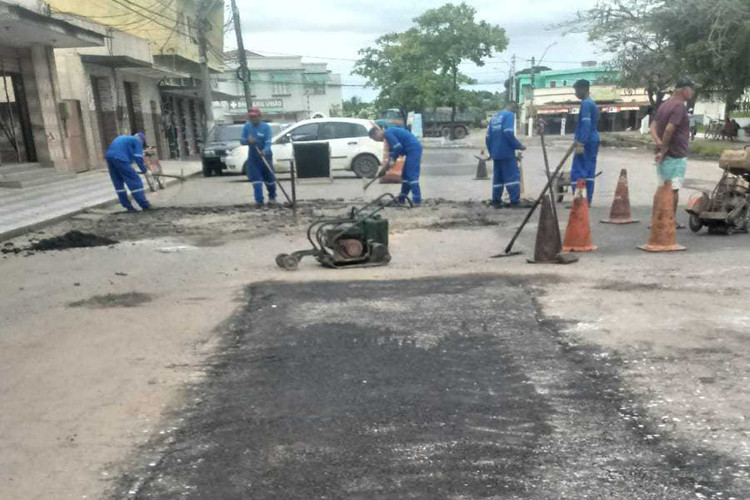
[352,154,379,178]
[689,214,703,233]
[202,164,214,177]
[214,166,223,176]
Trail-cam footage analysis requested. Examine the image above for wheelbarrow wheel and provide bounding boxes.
[275,253,299,271]
[688,214,703,233]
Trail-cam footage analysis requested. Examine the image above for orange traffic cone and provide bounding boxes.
[563,179,597,252]
[380,141,404,184]
[601,169,639,224]
[528,196,579,264]
[638,180,686,252]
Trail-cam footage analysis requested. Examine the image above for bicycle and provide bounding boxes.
[704,119,723,141]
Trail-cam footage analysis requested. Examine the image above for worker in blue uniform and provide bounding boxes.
[572,79,600,205]
[486,102,526,208]
[241,107,276,207]
[369,126,423,205]
[105,132,151,212]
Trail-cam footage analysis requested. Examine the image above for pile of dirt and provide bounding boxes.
[68,292,153,309]
[30,231,118,251]
[1,242,22,255]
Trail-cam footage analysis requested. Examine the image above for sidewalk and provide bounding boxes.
[0,160,202,241]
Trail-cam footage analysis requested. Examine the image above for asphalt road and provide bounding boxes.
[116,276,731,499]
[2,137,747,500]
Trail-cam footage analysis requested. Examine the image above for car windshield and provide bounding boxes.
[211,125,244,142]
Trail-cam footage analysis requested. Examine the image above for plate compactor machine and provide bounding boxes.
[687,146,750,235]
[275,194,409,271]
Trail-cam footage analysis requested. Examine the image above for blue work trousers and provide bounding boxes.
[106,158,150,211]
[246,154,277,204]
[398,148,422,205]
[492,157,521,204]
[571,142,599,205]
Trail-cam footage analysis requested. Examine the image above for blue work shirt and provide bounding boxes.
[241,121,273,158]
[384,127,422,160]
[486,110,523,160]
[105,135,146,172]
[575,98,600,145]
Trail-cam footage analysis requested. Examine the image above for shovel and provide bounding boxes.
[255,146,293,206]
[362,160,392,192]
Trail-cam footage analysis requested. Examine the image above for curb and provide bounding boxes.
[0,169,201,243]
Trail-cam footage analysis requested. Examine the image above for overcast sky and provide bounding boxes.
[228,0,605,101]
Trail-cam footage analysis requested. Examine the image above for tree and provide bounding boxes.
[411,2,508,129]
[354,30,448,121]
[657,0,750,112]
[560,0,681,108]
[342,97,369,118]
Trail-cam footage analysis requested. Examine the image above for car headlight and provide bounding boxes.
[204,149,215,156]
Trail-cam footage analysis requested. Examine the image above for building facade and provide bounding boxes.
[46,0,225,160]
[0,0,104,172]
[214,51,343,124]
[515,66,650,136]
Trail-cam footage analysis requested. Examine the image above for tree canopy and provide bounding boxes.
[354,2,508,121]
[562,0,750,110]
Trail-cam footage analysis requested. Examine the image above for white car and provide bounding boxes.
[224,118,383,178]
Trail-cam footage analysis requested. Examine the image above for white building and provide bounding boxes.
[213,50,343,124]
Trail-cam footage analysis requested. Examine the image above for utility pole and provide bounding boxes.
[509,54,517,103]
[528,56,536,137]
[197,0,221,142]
[230,0,253,110]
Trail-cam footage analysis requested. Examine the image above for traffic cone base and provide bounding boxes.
[562,179,596,252]
[527,252,579,265]
[601,169,639,224]
[638,180,686,252]
[638,243,686,252]
[562,244,598,252]
[601,218,639,224]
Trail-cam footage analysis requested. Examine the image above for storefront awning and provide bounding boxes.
[159,84,235,101]
[271,73,295,83]
[0,1,104,48]
[303,73,328,84]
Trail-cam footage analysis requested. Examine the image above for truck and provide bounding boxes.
[378,108,484,140]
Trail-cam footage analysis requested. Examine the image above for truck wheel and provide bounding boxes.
[453,126,468,140]
[352,154,379,178]
[441,126,452,139]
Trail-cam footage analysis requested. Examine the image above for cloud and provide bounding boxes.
[229,0,604,100]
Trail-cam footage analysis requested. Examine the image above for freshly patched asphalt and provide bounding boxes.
[116,276,736,499]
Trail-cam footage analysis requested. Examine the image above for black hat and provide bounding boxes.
[573,79,590,90]
[675,77,696,89]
